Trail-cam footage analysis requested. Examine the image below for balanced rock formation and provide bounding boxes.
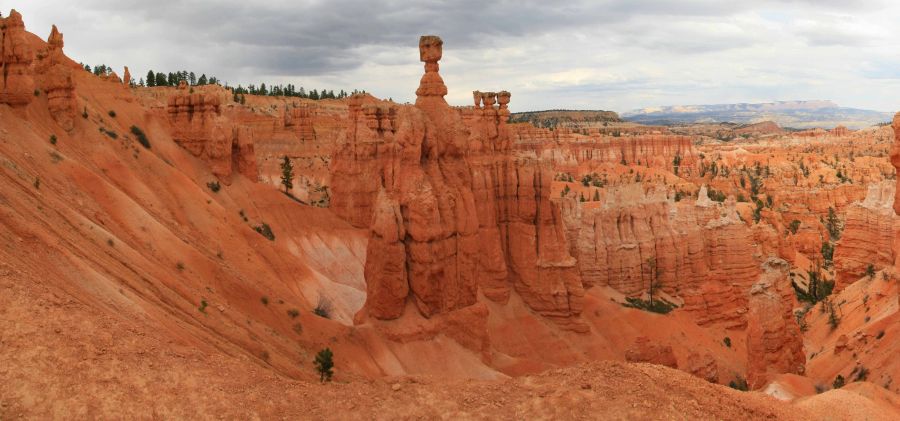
[167,92,258,182]
[745,258,805,389]
[333,36,585,331]
[0,9,35,106]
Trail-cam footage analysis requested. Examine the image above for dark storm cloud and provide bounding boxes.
[11,0,900,111]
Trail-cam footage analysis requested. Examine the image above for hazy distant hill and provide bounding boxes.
[510,109,621,128]
[621,100,892,129]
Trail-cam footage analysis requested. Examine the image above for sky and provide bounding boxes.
[11,0,900,113]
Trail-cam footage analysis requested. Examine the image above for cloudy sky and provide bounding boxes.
[12,0,900,113]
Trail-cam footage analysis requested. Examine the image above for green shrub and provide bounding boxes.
[723,337,732,348]
[198,299,208,313]
[130,125,151,149]
[207,181,221,193]
[287,309,300,318]
[728,376,748,391]
[313,297,332,319]
[82,107,88,119]
[314,348,334,382]
[623,297,675,314]
[261,296,269,305]
[108,110,116,117]
[49,134,57,145]
[254,223,275,241]
[833,374,845,389]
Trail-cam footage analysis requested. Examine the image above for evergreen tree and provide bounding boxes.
[189,71,196,86]
[198,74,208,85]
[146,70,155,87]
[280,156,294,193]
[314,348,334,382]
[155,72,168,87]
[138,77,145,87]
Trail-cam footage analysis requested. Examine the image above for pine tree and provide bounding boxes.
[198,74,208,85]
[189,72,196,86]
[155,72,168,87]
[280,156,294,193]
[314,348,334,382]
[146,70,155,87]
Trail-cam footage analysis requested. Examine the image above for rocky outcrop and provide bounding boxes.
[40,25,76,131]
[122,66,131,86]
[624,336,678,369]
[563,184,760,328]
[745,258,805,390]
[686,352,718,383]
[167,92,258,181]
[0,10,35,107]
[833,182,895,291]
[333,36,584,331]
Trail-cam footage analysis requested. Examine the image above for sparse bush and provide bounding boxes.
[261,296,269,305]
[623,297,675,314]
[877,330,885,339]
[788,220,801,235]
[207,181,221,193]
[728,376,749,391]
[866,264,876,279]
[292,323,303,334]
[314,348,334,382]
[108,110,117,118]
[199,299,208,313]
[33,177,40,189]
[254,223,275,241]
[313,296,332,319]
[130,125,151,149]
[176,262,185,271]
[833,375,845,389]
[851,366,869,382]
[287,309,300,318]
[82,107,88,119]
[100,127,118,139]
[49,134,57,145]
[33,89,40,96]
[723,337,732,348]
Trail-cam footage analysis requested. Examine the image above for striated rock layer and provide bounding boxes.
[562,185,760,328]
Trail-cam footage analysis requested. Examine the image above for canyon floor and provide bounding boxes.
[2,9,900,419]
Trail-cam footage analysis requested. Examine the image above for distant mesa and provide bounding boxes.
[622,100,892,130]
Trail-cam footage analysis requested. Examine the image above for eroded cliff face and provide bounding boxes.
[833,182,896,291]
[0,10,35,107]
[560,184,760,328]
[332,36,585,331]
[166,87,258,182]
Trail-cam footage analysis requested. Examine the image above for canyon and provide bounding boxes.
[2,9,900,418]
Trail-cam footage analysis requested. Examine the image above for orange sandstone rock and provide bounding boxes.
[0,10,35,106]
[625,336,678,369]
[746,258,805,389]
